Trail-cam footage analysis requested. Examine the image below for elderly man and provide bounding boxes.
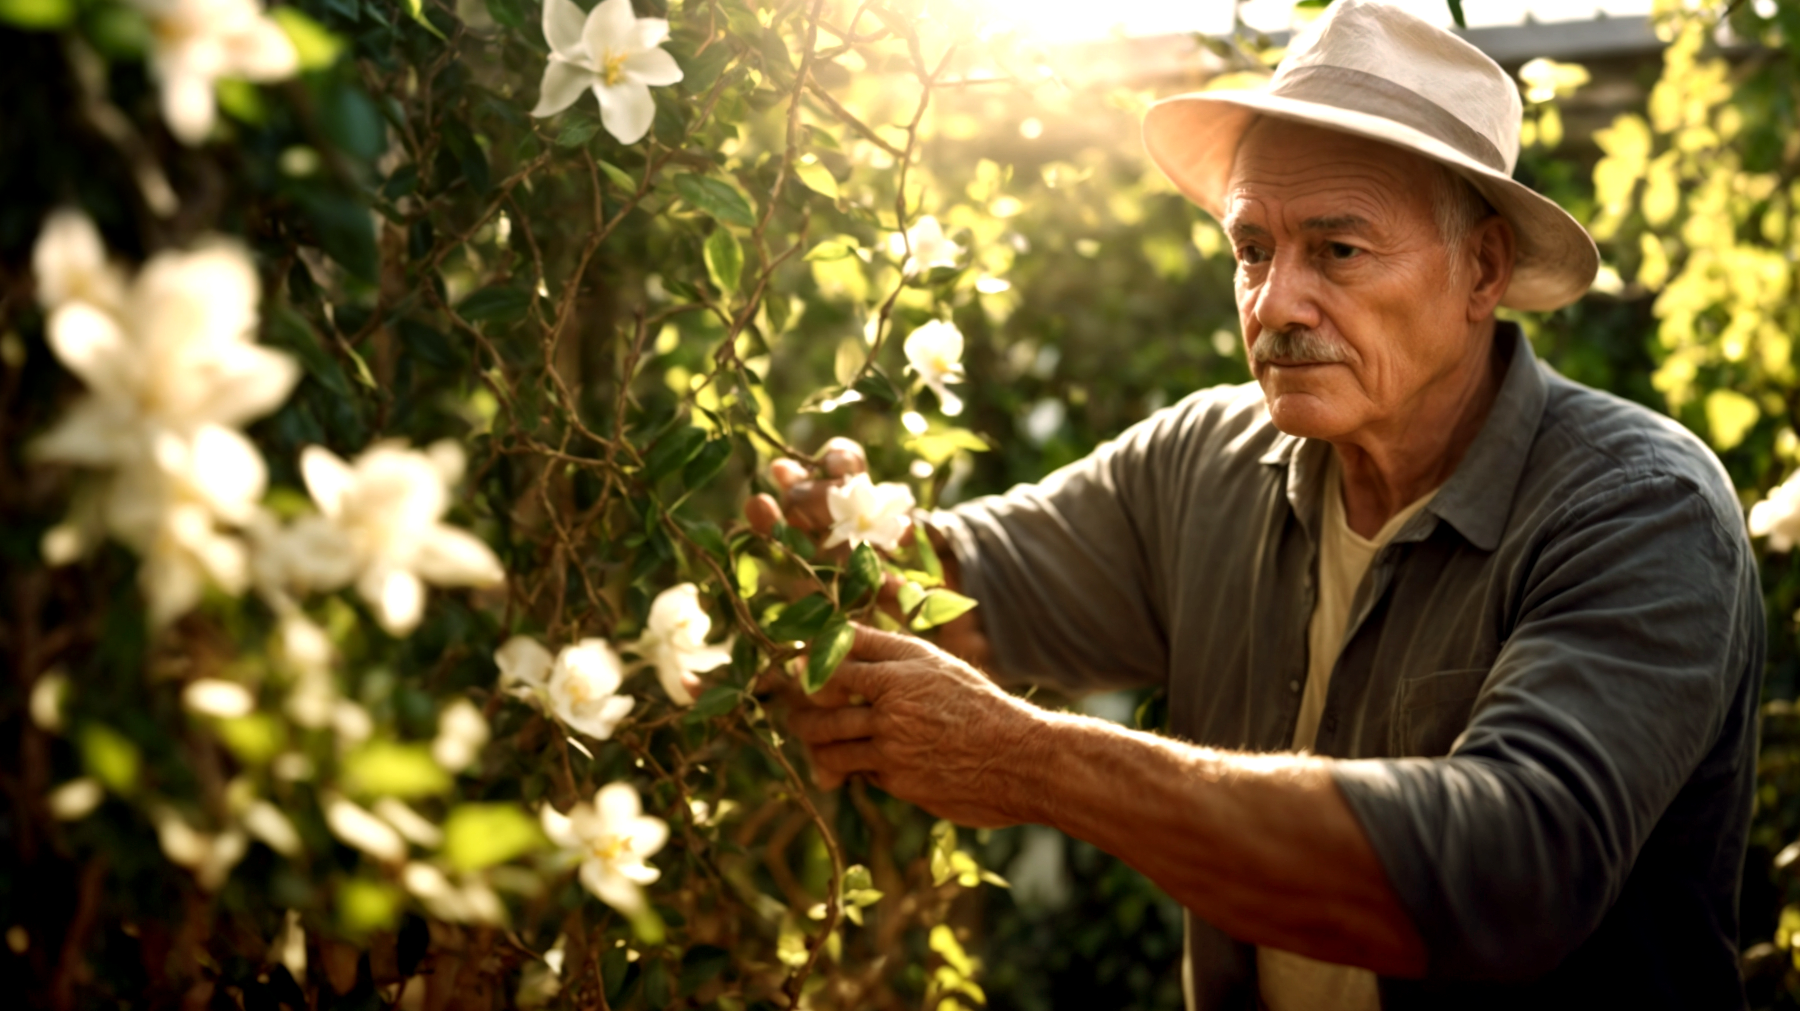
[750,2,1763,1008]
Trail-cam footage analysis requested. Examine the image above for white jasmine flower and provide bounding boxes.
[402,863,506,925]
[299,440,505,636]
[540,783,668,915]
[270,910,306,980]
[824,473,916,553]
[530,0,683,144]
[497,635,555,696]
[1750,471,1800,551]
[242,799,302,857]
[30,219,300,623]
[324,795,407,863]
[30,670,70,733]
[547,639,637,741]
[374,798,443,848]
[903,320,966,416]
[48,778,105,820]
[133,0,300,145]
[33,210,125,314]
[152,806,249,890]
[432,698,489,773]
[890,215,962,276]
[182,678,256,718]
[622,584,732,706]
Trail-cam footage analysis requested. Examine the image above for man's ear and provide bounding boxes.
[1466,215,1516,321]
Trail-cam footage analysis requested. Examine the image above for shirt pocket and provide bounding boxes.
[1390,667,1491,757]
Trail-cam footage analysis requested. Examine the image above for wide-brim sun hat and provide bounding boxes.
[1142,0,1599,312]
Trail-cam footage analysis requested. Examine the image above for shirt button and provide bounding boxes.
[1288,680,1300,692]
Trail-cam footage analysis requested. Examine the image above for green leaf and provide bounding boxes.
[0,0,74,30]
[684,685,740,723]
[928,820,957,886]
[766,593,836,642]
[1446,0,1466,29]
[642,426,707,482]
[804,618,855,694]
[80,724,139,793]
[804,236,859,262]
[679,517,729,562]
[215,79,269,126]
[216,714,286,764]
[704,227,744,293]
[851,370,902,407]
[556,118,601,148]
[403,0,446,38]
[842,543,883,605]
[674,173,756,228]
[736,553,762,599]
[913,524,944,584]
[342,741,452,798]
[297,190,378,280]
[911,588,976,630]
[905,427,990,467]
[794,159,839,200]
[339,878,401,934]
[457,285,531,324]
[598,160,639,192]
[484,0,525,28]
[682,437,734,488]
[895,580,925,617]
[442,803,543,871]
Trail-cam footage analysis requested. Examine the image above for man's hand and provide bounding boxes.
[745,437,874,546]
[785,624,1043,829]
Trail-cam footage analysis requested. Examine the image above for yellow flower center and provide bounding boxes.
[602,51,629,87]
[592,834,631,862]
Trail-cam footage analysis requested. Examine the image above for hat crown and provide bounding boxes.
[1276,0,1522,173]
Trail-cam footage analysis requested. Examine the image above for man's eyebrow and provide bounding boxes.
[1299,214,1370,232]
[1225,220,1270,239]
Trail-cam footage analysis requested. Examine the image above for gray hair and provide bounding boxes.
[1429,164,1495,287]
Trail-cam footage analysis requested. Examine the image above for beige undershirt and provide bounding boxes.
[1256,455,1439,1011]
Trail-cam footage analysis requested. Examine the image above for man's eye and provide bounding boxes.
[1326,242,1361,260]
[1237,246,1269,265]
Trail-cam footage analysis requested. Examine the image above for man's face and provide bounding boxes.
[1223,119,1481,441]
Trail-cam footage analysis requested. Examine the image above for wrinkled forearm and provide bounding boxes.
[1007,709,1428,976]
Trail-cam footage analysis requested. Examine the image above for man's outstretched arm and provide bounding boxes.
[786,625,1430,977]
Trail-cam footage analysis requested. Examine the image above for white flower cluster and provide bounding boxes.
[133,0,300,145]
[491,582,733,916]
[32,210,301,625]
[1750,470,1800,551]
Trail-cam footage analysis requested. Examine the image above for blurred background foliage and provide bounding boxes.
[8,0,1800,1007]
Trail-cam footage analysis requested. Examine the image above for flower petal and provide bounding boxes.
[300,445,354,518]
[362,566,425,636]
[33,209,122,311]
[142,545,206,626]
[228,17,300,81]
[186,424,268,524]
[46,302,135,401]
[532,57,593,118]
[580,857,645,914]
[594,80,655,144]
[583,0,638,58]
[623,46,681,87]
[597,781,642,825]
[193,343,301,428]
[160,68,218,145]
[497,636,555,690]
[656,659,695,706]
[541,804,580,849]
[31,397,140,467]
[414,525,504,587]
[541,0,587,55]
[630,16,669,49]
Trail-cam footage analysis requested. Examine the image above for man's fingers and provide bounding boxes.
[770,458,809,491]
[782,481,835,534]
[788,705,875,745]
[811,740,881,780]
[819,438,867,478]
[746,493,783,537]
[849,622,932,664]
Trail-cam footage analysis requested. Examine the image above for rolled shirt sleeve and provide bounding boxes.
[1331,474,1759,980]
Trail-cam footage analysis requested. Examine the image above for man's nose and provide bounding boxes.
[1251,251,1323,335]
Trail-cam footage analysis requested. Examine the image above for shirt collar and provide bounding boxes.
[1259,321,1548,552]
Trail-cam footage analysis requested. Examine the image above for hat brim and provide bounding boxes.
[1143,91,1599,313]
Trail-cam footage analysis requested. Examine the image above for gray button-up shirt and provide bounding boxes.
[937,323,1763,1010]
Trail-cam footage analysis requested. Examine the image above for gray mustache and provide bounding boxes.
[1251,328,1347,365]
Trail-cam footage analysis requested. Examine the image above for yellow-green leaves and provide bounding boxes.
[80,724,140,794]
[795,156,839,200]
[704,227,743,294]
[443,803,543,871]
[342,741,452,798]
[840,864,884,926]
[272,8,344,71]
[0,0,73,30]
[804,619,855,694]
[1705,389,1760,451]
